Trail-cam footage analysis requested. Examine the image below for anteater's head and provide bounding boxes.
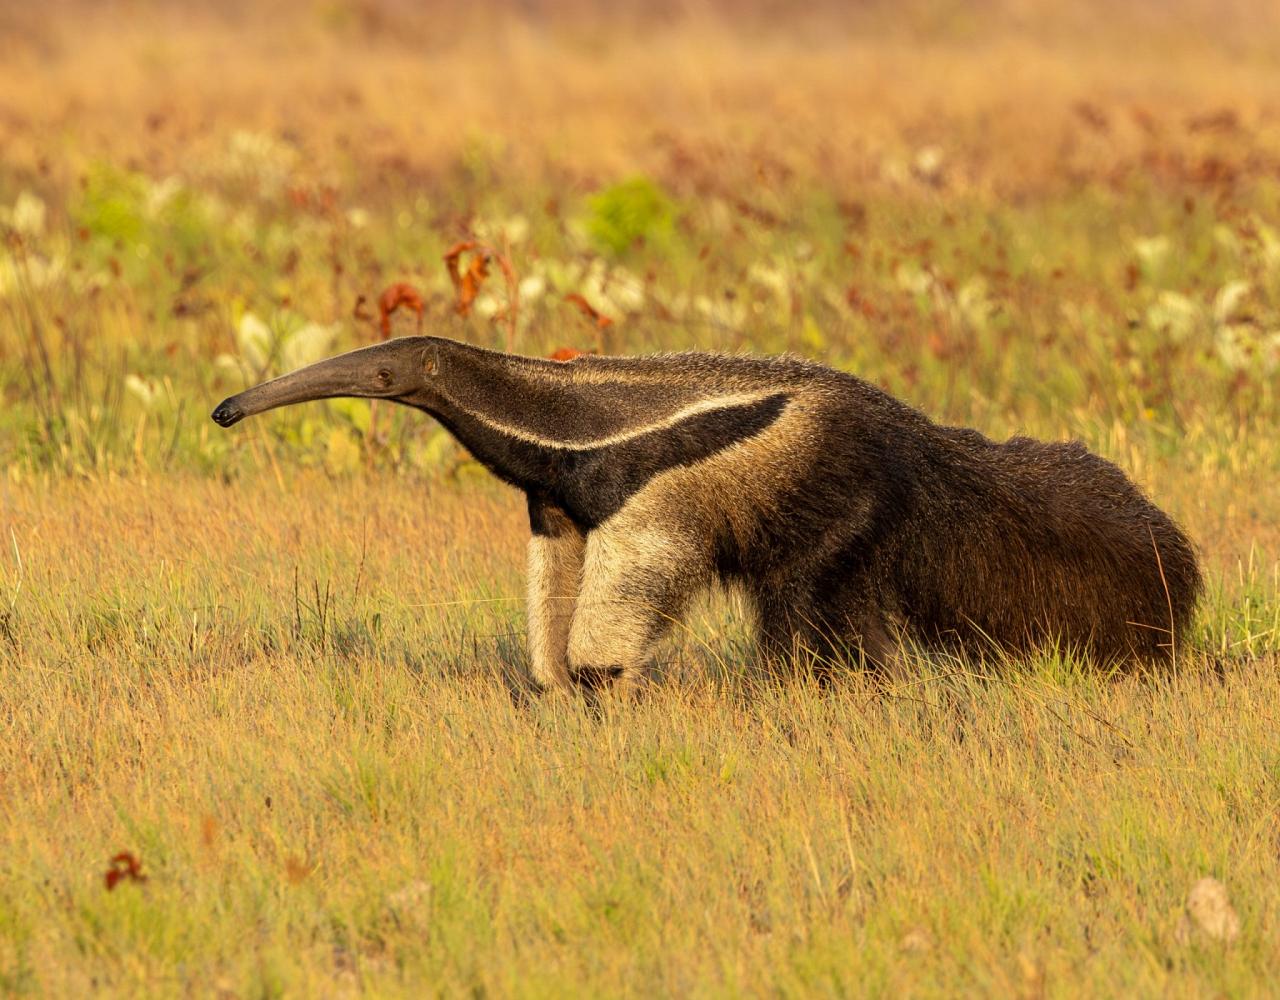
[211,337,441,427]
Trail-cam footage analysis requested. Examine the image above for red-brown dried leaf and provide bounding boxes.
[443,240,477,280]
[443,239,520,348]
[443,241,486,317]
[460,254,490,316]
[105,851,147,890]
[564,293,614,329]
[284,856,316,885]
[845,286,879,320]
[549,346,593,362]
[378,282,425,337]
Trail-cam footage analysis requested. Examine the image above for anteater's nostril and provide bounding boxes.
[211,400,243,427]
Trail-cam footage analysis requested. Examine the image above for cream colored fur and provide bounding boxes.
[535,397,824,692]
[525,525,586,691]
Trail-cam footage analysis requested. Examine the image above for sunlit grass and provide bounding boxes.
[0,475,1277,996]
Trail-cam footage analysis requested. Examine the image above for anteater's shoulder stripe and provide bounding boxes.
[462,390,784,452]
[555,391,793,527]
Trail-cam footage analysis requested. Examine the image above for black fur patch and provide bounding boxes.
[552,392,790,527]
[427,392,789,531]
[527,494,577,538]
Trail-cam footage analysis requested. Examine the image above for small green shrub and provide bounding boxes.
[584,176,675,257]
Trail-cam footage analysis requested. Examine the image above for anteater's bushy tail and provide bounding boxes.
[904,432,1202,663]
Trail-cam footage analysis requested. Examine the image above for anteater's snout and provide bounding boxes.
[211,399,244,427]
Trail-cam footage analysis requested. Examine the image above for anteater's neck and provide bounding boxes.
[411,341,793,523]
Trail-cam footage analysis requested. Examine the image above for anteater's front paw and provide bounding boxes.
[570,665,625,692]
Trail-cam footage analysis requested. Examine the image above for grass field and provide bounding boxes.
[2,1,1280,995]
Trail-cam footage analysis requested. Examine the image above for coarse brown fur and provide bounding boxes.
[212,337,1202,692]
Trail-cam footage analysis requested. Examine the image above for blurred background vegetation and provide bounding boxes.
[1,0,1278,531]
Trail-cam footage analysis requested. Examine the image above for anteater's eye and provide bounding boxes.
[377,369,392,384]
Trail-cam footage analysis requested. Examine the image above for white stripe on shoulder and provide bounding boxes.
[463,391,785,451]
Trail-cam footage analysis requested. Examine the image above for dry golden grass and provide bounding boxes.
[1,473,1278,995]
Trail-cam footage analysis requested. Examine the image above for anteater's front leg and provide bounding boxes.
[525,497,586,693]
[567,514,710,694]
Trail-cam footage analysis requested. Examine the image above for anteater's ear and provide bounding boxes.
[424,346,440,376]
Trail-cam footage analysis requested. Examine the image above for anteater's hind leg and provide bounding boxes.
[567,515,710,695]
[754,575,903,683]
[525,498,586,694]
